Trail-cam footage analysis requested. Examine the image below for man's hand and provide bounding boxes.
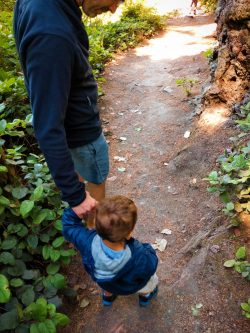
[72,191,97,219]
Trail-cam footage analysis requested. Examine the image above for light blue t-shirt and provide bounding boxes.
[91,235,131,280]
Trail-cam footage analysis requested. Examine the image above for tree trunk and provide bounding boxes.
[203,0,250,107]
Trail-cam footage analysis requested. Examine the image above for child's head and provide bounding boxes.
[95,195,137,243]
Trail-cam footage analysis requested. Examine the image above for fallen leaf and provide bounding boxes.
[210,245,220,253]
[107,176,117,182]
[118,167,126,173]
[79,297,90,308]
[191,303,203,316]
[135,127,142,132]
[152,238,167,252]
[239,212,250,238]
[74,283,87,291]
[161,228,172,235]
[163,86,173,93]
[184,130,191,138]
[114,156,126,162]
[191,307,199,316]
[233,228,241,237]
[196,303,203,309]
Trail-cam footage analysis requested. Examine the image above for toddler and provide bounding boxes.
[62,195,158,306]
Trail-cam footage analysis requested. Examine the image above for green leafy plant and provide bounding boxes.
[0,118,74,331]
[0,12,30,121]
[224,246,250,319]
[236,113,250,132]
[0,274,11,303]
[203,47,213,61]
[224,246,250,279]
[199,0,218,12]
[0,297,70,332]
[176,77,199,97]
[237,101,250,119]
[205,145,250,218]
[204,99,250,222]
[206,100,250,320]
[241,298,250,319]
[0,0,15,11]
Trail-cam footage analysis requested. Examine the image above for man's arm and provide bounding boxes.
[72,191,96,218]
[25,34,95,215]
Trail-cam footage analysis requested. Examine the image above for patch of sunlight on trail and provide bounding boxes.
[199,106,229,131]
[144,0,191,15]
[135,23,216,61]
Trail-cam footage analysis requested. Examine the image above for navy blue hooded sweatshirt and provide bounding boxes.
[14,0,102,206]
[62,208,158,295]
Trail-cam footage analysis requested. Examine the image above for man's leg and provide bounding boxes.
[70,133,109,227]
[78,175,106,227]
[87,181,105,202]
[86,181,106,228]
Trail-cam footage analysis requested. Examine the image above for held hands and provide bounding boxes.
[72,191,97,219]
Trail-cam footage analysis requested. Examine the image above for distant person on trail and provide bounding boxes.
[62,195,159,306]
[13,0,125,224]
[190,0,198,15]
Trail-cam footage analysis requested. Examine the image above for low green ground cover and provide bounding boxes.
[205,101,250,318]
[205,102,250,222]
[200,0,218,12]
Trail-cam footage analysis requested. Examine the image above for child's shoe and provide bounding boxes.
[139,286,158,307]
[102,293,117,306]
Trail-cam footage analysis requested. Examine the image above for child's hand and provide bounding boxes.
[72,191,97,219]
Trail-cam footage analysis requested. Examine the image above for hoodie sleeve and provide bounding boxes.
[61,208,95,253]
[25,34,86,207]
[133,242,158,282]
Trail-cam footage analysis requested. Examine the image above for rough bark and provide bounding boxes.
[203,0,250,107]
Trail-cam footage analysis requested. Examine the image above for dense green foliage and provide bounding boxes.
[224,246,250,281]
[224,246,250,319]
[86,1,165,76]
[0,116,75,331]
[0,0,15,11]
[206,101,250,319]
[200,0,218,12]
[205,102,250,222]
[0,2,164,331]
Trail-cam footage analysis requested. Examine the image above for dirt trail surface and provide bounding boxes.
[61,14,250,333]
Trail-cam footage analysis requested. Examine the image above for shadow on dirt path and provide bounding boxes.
[61,14,250,333]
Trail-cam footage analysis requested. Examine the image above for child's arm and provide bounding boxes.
[61,208,95,253]
[141,243,158,276]
[133,241,158,281]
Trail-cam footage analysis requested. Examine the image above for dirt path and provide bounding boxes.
[61,14,250,333]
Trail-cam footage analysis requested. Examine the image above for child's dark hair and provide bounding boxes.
[95,195,137,242]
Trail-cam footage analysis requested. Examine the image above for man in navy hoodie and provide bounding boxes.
[14,0,124,220]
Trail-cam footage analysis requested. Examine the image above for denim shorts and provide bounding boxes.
[69,133,109,184]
